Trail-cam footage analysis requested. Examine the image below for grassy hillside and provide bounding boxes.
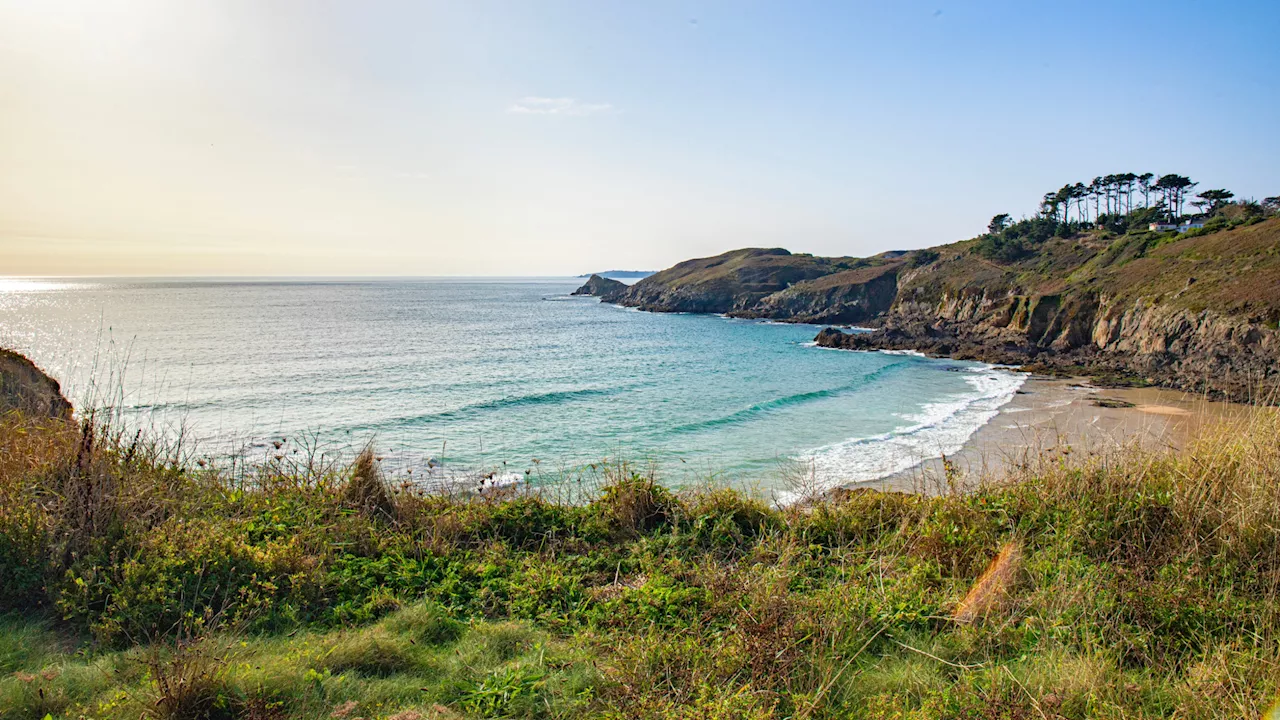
[637,248,845,293]
[612,216,1280,334]
[618,248,861,313]
[2,409,1279,719]
[896,217,1280,321]
[1090,219,1280,316]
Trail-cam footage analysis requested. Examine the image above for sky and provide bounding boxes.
[1,1,1278,277]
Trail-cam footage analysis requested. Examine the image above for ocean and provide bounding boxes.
[0,277,1025,496]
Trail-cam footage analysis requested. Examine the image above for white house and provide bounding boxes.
[1148,220,1206,233]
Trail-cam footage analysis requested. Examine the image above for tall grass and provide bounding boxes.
[1,406,1278,718]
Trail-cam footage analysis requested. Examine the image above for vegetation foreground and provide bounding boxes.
[1,409,1278,719]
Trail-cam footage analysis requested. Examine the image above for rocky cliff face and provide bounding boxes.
[0,348,73,419]
[731,263,903,324]
[626,219,1280,400]
[816,291,1280,400]
[571,274,628,302]
[816,219,1280,399]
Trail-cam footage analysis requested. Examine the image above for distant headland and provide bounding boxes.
[575,270,654,280]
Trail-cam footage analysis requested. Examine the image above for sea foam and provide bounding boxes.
[799,364,1027,493]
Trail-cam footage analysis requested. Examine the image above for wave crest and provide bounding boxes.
[665,359,911,436]
[341,384,641,433]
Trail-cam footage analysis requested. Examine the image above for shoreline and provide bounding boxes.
[852,376,1260,494]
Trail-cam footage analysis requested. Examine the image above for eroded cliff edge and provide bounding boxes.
[0,348,73,419]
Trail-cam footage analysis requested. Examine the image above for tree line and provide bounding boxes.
[975,173,1277,262]
[1034,173,1232,225]
[995,172,1280,232]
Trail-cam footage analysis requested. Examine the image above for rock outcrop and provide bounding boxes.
[0,348,73,419]
[571,274,628,302]
[730,262,903,324]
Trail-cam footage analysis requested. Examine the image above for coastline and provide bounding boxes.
[855,376,1260,494]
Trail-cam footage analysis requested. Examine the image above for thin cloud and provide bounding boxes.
[506,97,615,116]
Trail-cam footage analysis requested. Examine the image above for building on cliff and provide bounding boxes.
[1149,220,1206,232]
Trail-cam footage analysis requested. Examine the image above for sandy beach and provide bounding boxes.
[870,376,1264,493]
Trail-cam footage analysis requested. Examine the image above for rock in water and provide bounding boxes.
[571,274,628,302]
[0,348,73,419]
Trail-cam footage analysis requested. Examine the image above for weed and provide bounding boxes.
[343,444,396,521]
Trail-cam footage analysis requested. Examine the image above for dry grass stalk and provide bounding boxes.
[343,443,397,520]
[143,634,236,720]
[953,540,1024,623]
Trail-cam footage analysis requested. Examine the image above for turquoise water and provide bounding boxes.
[0,278,1023,494]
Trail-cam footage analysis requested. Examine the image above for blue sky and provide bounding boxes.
[1,0,1277,275]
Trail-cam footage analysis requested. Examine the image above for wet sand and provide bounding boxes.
[864,377,1260,493]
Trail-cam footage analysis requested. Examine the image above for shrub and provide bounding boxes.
[680,488,776,550]
[138,625,242,720]
[793,489,914,547]
[56,518,284,645]
[909,249,940,267]
[594,475,677,538]
[975,233,1029,262]
[0,502,47,609]
[342,445,396,521]
[469,497,577,549]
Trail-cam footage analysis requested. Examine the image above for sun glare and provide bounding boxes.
[0,278,83,293]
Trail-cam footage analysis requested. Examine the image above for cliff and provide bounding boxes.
[613,248,850,313]
[625,219,1280,400]
[730,260,905,324]
[611,247,915,318]
[820,219,1280,399]
[571,274,628,302]
[0,348,73,419]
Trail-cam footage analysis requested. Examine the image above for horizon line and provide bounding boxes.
[0,273,624,281]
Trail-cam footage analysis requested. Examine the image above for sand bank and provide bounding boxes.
[862,377,1263,494]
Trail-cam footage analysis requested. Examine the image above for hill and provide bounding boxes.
[616,247,854,314]
[584,217,1280,399]
[819,218,1280,399]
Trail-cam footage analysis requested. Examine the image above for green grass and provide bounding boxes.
[0,606,595,720]
[1,410,1279,718]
